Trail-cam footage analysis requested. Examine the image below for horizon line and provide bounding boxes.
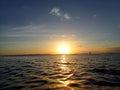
[0,53,120,56]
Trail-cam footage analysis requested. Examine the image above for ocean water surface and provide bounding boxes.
[0,54,120,90]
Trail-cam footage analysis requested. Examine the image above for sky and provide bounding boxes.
[0,0,120,55]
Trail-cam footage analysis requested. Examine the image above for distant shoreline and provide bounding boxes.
[0,53,120,56]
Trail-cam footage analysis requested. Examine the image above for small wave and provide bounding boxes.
[89,68,120,75]
[87,79,120,87]
[68,83,81,87]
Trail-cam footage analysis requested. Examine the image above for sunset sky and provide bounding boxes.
[0,0,120,55]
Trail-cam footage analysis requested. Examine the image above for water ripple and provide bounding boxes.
[0,54,120,90]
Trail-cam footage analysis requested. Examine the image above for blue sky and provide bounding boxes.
[0,0,120,54]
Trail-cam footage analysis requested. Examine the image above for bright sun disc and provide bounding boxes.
[59,45,69,54]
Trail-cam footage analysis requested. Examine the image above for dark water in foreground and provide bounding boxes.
[0,54,120,90]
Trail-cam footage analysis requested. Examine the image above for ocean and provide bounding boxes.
[0,54,120,90]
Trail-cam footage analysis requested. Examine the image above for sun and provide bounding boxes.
[59,45,69,54]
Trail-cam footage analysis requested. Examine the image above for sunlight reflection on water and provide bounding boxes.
[57,55,75,90]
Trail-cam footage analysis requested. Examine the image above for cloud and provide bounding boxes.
[63,13,71,20]
[49,7,71,20]
[0,25,49,38]
[49,8,61,16]
[49,34,76,41]
[1,24,73,38]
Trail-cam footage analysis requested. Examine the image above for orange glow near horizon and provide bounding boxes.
[0,42,116,55]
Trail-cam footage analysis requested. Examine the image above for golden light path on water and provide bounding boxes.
[57,55,75,90]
